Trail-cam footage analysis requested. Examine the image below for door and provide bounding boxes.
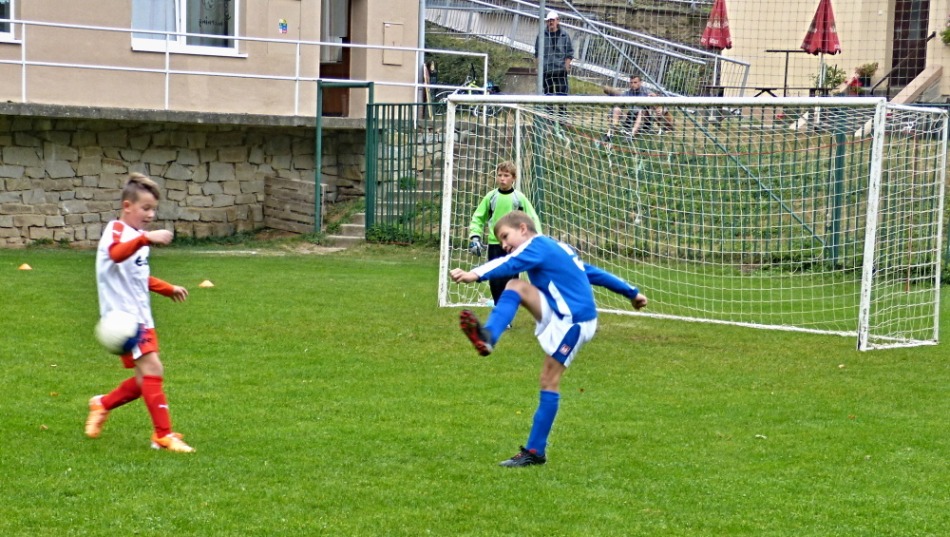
[891,0,930,86]
[320,0,351,116]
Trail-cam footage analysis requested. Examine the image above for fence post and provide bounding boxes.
[366,103,378,231]
[315,80,374,234]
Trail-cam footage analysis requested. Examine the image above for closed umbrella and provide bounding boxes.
[701,0,732,97]
[701,0,732,51]
[801,0,841,91]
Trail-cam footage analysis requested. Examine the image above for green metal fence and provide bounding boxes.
[365,103,445,245]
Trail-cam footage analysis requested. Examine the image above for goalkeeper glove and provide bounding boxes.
[469,236,484,256]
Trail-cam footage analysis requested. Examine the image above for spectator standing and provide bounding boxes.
[535,11,574,97]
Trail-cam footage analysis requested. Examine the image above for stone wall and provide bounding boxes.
[264,176,319,235]
[0,115,366,247]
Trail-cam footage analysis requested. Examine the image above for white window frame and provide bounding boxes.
[131,0,244,58]
[0,0,17,43]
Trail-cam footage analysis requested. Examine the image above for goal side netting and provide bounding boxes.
[437,95,946,351]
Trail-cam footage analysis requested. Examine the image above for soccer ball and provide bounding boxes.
[95,310,142,355]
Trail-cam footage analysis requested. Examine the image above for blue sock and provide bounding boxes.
[526,390,560,455]
[485,289,519,345]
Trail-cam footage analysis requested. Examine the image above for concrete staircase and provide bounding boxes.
[851,65,944,137]
[325,212,366,248]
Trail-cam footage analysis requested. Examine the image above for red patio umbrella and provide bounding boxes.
[801,0,841,55]
[701,0,732,51]
[801,0,841,90]
[701,0,732,97]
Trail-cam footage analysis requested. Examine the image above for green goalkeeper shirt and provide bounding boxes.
[469,188,542,245]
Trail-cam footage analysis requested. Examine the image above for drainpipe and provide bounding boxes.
[419,0,426,91]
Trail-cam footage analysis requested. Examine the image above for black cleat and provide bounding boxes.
[460,310,493,356]
[498,446,546,467]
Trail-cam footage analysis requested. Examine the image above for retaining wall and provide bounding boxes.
[0,115,366,247]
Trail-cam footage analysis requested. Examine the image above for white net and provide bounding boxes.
[438,95,946,350]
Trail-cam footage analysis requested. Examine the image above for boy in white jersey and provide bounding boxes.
[450,212,647,467]
[86,173,194,453]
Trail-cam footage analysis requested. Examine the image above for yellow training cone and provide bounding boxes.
[18,264,32,271]
[198,280,215,288]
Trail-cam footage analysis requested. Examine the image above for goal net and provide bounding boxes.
[437,95,947,351]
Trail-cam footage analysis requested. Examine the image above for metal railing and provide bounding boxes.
[0,18,490,116]
[425,0,750,96]
[870,31,936,99]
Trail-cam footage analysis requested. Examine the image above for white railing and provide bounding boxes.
[0,18,489,116]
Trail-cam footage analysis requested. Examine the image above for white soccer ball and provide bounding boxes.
[95,310,142,355]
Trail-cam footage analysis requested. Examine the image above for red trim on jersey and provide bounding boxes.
[107,221,150,263]
[148,276,176,297]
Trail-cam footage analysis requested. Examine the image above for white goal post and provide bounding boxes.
[437,95,947,351]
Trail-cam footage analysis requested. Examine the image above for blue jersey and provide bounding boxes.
[472,235,639,323]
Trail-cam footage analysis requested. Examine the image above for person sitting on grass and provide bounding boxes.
[449,212,648,467]
[603,75,647,140]
[604,78,675,140]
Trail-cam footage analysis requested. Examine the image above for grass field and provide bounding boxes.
[1,243,947,536]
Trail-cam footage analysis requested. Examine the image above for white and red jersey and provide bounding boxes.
[96,220,175,328]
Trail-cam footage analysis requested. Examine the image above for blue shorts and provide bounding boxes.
[535,299,597,367]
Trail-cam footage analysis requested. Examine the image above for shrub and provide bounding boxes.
[424,23,528,88]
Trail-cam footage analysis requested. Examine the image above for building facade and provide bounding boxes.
[0,0,421,116]
[0,0,422,247]
[726,0,950,100]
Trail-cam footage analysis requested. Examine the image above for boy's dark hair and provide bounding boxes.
[494,211,537,237]
[496,160,517,179]
[122,173,161,202]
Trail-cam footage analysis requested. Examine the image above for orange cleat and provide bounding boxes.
[150,432,195,453]
[85,395,109,438]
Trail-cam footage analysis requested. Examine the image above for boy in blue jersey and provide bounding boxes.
[450,212,648,467]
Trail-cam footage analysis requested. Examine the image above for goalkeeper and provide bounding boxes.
[467,161,542,306]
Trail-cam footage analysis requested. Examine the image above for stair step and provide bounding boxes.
[340,223,365,237]
[325,234,364,248]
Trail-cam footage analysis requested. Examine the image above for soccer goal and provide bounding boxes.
[437,94,947,351]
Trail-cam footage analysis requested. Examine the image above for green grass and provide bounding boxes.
[1,244,947,536]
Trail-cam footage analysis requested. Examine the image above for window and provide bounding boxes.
[132,0,240,55]
[321,0,348,63]
[0,0,14,40]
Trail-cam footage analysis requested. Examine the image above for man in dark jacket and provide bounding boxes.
[535,11,574,96]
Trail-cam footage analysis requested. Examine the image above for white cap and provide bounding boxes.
[545,10,559,21]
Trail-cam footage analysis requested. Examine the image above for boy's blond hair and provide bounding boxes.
[122,173,161,202]
[494,211,537,237]
[496,160,517,179]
